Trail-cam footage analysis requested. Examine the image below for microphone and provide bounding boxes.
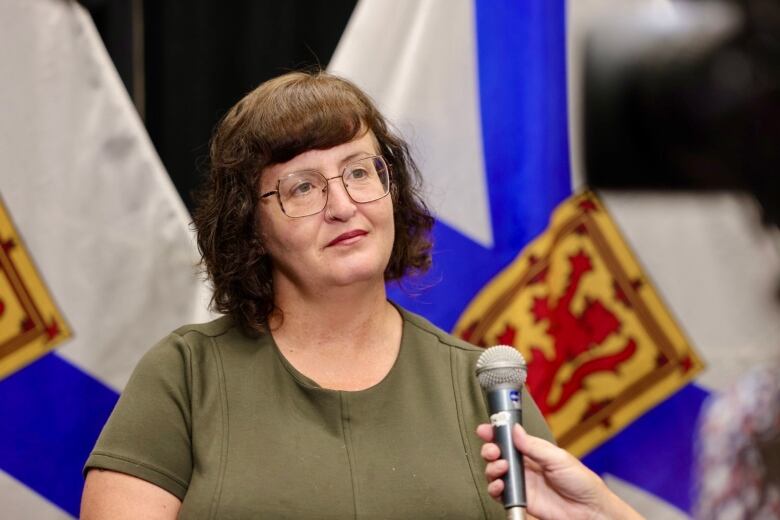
[476,345,528,520]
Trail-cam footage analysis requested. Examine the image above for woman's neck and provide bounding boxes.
[267,277,403,390]
[271,276,391,339]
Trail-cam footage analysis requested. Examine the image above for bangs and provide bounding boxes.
[250,73,375,165]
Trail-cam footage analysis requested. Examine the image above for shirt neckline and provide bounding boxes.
[269,302,408,395]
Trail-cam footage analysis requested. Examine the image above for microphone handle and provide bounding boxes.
[488,388,527,510]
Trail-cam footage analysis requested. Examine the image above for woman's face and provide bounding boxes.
[257,131,395,295]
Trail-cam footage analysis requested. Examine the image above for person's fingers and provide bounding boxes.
[475,423,494,442]
[512,424,569,469]
[481,442,501,462]
[487,476,504,500]
[485,459,508,481]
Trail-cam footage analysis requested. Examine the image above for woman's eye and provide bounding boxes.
[348,168,370,180]
[290,182,314,196]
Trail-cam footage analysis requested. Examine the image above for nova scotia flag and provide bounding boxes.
[330,0,780,518]
[0,0,211,516]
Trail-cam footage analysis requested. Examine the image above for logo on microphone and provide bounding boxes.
[510,389,520,408]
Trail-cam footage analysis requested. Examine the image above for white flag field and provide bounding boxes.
[0,0,210,517]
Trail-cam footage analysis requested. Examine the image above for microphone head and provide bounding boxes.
[475,345,527,390]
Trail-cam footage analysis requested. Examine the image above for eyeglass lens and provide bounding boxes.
[278,156,389,217]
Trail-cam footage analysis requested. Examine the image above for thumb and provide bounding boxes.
[512,424,567,470]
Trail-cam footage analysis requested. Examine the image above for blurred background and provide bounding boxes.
[0,0,778,518]
[83,0,357,211]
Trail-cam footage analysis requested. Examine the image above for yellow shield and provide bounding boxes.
[455,191,703,456]
[0,195,71,380]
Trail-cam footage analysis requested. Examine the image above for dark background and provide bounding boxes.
[81,0,357,211]
[79,0,780,227]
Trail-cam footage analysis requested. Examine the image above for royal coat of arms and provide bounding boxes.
[0,195,70,380]
[455,191,703,456]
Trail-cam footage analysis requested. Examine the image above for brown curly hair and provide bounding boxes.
[192,70,434,332]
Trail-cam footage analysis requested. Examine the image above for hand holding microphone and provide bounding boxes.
[475,346,643,520]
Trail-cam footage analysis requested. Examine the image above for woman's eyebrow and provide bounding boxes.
[281,151,374,176]
[341,151,373,164]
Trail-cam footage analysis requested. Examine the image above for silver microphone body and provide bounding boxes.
[476,346,528,517]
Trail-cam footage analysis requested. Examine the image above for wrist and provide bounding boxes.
[593,486,643,520]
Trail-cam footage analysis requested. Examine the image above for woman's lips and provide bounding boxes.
[327,230,367,247]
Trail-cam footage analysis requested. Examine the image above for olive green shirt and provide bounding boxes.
[85,307,553,519]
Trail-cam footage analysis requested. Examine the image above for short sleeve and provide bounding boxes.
[83,332,193,500]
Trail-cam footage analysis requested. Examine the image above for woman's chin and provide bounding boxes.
[326,263,386,288]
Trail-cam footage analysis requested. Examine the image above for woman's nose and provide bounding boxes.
[324,175,357,221]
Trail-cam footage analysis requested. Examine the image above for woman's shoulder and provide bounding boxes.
[397,305,483,356]
[396,304,556,443]
[170,314,240,340]
[139,314,265,369]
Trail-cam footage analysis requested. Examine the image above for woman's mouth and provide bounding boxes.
[327,230,368,247]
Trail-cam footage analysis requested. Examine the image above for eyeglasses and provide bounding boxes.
[260,155,391,218]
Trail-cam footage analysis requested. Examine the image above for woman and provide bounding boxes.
[81,71,553,519]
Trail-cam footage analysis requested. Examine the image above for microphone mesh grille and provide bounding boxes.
[475,345,527,390]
